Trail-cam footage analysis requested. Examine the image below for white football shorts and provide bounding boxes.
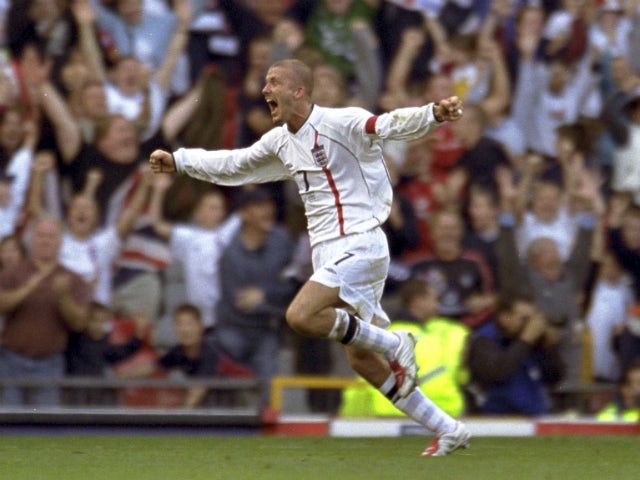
[309,227,391,328]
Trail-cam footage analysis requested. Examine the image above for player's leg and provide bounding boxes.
[344,345,470,456]
[286,280,397,352]
[286,227,416,396]
[286,280,416,394]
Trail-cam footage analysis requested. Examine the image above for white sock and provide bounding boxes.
[379,373,457,435]
[327,309,399,356]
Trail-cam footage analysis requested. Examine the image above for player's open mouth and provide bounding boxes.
[266,99,278,115]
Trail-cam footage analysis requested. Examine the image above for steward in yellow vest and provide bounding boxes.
[596,359,640,422]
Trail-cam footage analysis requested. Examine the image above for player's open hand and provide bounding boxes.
[433,96,464,123]
[149,149,176,174]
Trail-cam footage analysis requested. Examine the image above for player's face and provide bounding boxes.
[262,66,297,125]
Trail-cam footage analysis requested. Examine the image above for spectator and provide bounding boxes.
[476,0,533,82]
[382,159,420,270]
[237,35,275,147]
[73,0,192,141]
[213,187,296,408]
[510,7,601,159]
[0,107,38,238]
[596,54,640,187]
[182,0,241,83]
[602,89,640,204]
[64,301,147,405]
[496,168,601,384]
[596,358,640,421]
[410,208,496,329]
[467,295,565,416]
[27,154,151,305]
[89,0,181,78]
[584,250,634,383]
[380,33,464,174]
[161,65,232,151]
[6,0,77,86]
[283,0,382,101]
[372,1,433,81]
[447,102,511,202]
[0,215,91,406]
[588,0,633,62]
[380,26,436,111]
[120,303,223,408]
[148,173,240,333]
[217,0,289,79]
[395,136,449,261]
[68,79,108,143]
[512,155,581,262]
[606,193,640,300]
[0,234,27,333]
[462,184,501,284]
[539,0,588,64]
[35,73,172,322]
[615,303,640,374]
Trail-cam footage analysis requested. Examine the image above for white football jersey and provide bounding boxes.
[174,104,440,247]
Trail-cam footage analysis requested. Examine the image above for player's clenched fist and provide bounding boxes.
[433,96,464,123]
[149,149,176,174]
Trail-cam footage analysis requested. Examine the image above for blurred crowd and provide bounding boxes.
[0,0,639,420]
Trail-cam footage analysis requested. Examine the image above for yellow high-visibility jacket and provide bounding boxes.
[596,403,639,422]
[339,317,469,418]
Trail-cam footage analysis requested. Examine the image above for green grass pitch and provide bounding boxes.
[1,435,637,480]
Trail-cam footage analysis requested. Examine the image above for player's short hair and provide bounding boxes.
[270,59,313,98]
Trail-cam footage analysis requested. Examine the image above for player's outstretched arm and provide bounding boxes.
[149,149,176,174]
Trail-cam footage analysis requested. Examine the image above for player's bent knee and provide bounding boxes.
[285,304,311,335]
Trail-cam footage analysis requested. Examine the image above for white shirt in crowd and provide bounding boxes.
[0,148,33,238]
[59,226,122,306]
[169,214,241,329]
